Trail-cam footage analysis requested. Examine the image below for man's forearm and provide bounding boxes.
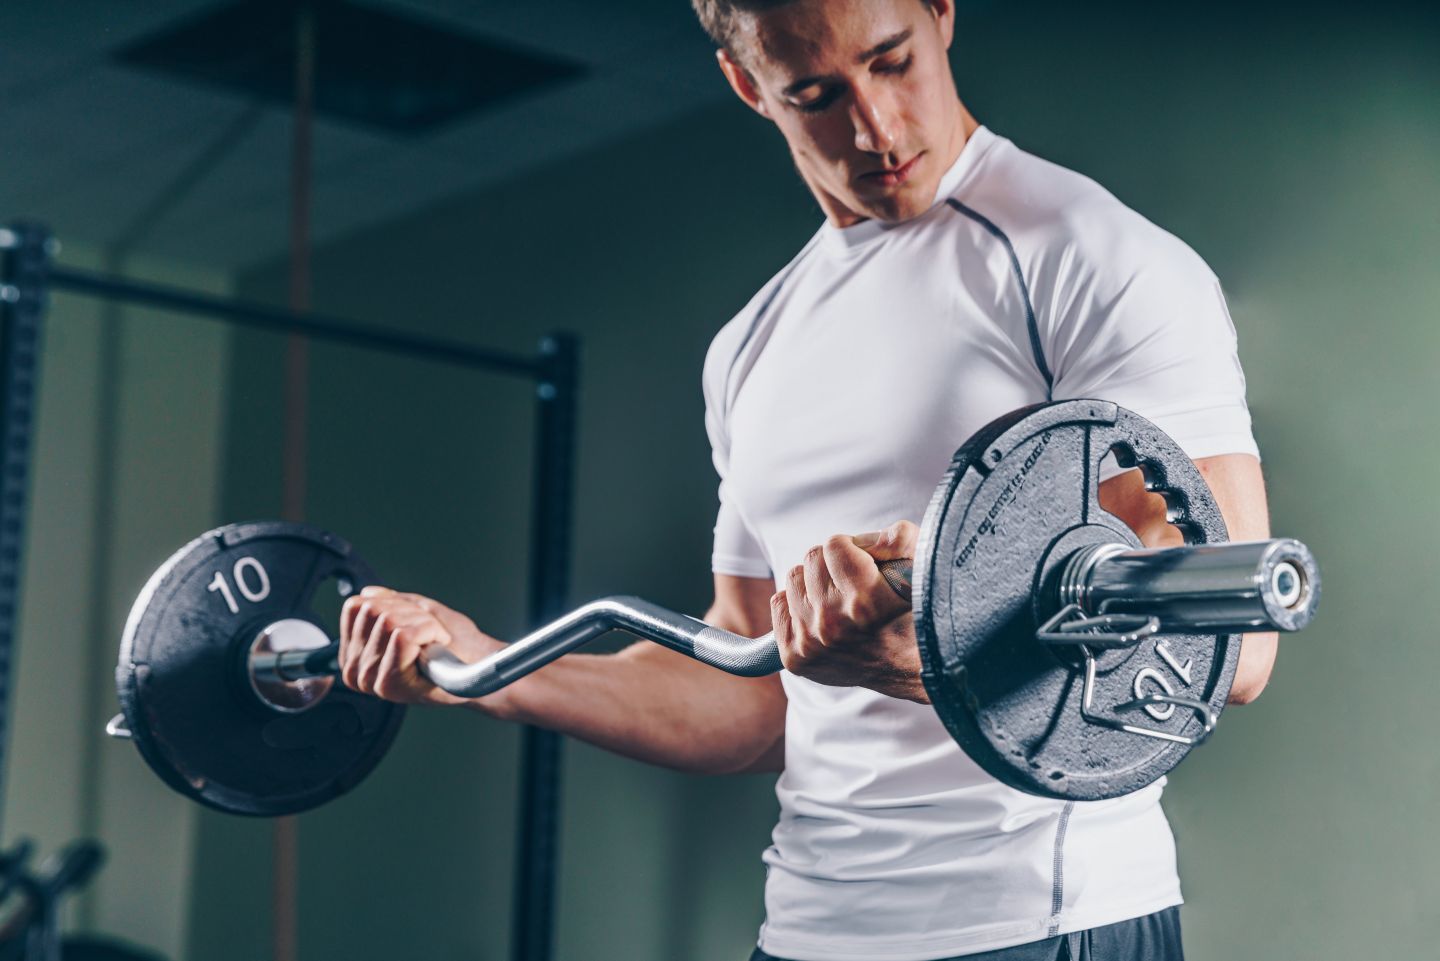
[468,642,786,775]
[1101,454,1280,703]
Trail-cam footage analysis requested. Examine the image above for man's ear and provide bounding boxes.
[717,48,771,119]
[929,0,956,49]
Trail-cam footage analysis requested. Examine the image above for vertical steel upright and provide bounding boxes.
[274,9,317,959]
[513,333,579,961]
[0,225,50,841]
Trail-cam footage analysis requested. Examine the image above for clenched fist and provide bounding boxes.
[338,586,504,706]
[772,520,928,703]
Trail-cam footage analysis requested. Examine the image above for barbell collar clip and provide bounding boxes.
[1035,603,1159,649]
[1076,649,1217,747]
[104,713,132,740]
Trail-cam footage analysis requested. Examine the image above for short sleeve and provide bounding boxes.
[703,325,773,580]
[711,483,773,579]
[1043,223,1259,468]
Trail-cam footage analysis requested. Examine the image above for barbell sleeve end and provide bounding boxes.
[1067,537,1321,634]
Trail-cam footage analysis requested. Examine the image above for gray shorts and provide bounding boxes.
[748,906,1183,961]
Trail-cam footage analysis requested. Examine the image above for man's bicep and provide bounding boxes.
[1045,229,1259,467]
[1100,452,1279,703]
[1098,452,1269,545]
[1195,454,1278,702]
[1194,453,1270,540]
[709,572,778,636]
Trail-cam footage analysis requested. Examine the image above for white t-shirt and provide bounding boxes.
[702,127,1258,961]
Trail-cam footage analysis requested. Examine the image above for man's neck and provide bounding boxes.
[813,100,980,229]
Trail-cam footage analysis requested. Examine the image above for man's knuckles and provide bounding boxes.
[778,635,813,671]
[339,609,444,691]
[787,563,806,588]
[837,594,878,627]
[817,614,847,642]
[883,520,919,552]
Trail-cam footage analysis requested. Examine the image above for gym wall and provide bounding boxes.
[971,6,1440,958]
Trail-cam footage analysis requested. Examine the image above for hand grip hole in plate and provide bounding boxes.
[309,572,357,632]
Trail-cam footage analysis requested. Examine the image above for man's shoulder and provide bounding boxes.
[950,136,1210,284]
[702,232,823,394]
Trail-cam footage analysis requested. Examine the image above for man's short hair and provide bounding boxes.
[691,0,936,57]
[690,0,795,53]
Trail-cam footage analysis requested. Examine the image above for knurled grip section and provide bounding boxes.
[688,623,784,676]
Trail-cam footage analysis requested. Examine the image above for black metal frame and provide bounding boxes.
[0,222,577,961]
[516,334,577,961]
[0,226,48,853]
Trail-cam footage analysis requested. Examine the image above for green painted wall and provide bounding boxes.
[962,6,1440,957]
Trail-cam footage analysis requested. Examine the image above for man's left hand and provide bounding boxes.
[772,520,929,703]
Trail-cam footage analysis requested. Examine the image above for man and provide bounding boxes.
[339,1,1278,958]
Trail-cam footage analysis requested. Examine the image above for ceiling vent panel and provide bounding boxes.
[115,0,588,135]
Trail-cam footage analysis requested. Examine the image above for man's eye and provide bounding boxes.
[792,89,841,114]
[875,53,914,76]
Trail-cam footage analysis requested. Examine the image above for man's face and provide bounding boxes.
[724,0,963,226]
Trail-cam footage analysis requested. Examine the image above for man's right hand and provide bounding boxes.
[338,586,505,706]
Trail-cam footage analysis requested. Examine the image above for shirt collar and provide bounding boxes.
[818,125,997,255]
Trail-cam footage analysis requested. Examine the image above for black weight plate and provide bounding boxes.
[914,400,1236,801]
[116,521,404,816]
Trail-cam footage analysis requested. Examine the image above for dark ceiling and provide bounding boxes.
[1,1,729,270]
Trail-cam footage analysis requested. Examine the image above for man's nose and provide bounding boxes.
[851,86,898,155]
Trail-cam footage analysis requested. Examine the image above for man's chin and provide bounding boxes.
[857,188,936,226]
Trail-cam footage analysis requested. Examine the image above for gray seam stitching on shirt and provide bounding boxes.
[1048,801,1076,937]
[722,237,819,420]
[944,198,1055,397]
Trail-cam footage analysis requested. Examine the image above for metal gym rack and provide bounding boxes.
[0,221,577,961]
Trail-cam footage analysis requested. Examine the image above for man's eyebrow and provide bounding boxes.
[780,28,914,97]
[857,28,913,64]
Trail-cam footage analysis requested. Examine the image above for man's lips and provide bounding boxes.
[860,153,924,188]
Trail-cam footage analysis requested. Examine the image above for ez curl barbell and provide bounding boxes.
[108,400,1319,815]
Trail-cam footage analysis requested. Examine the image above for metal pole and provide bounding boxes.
[284,0,316,521]
[275,6,316,961]
[0,224,51,842]
[6,220,579,954]
[46,266,538,377]
[512,333,578,961]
